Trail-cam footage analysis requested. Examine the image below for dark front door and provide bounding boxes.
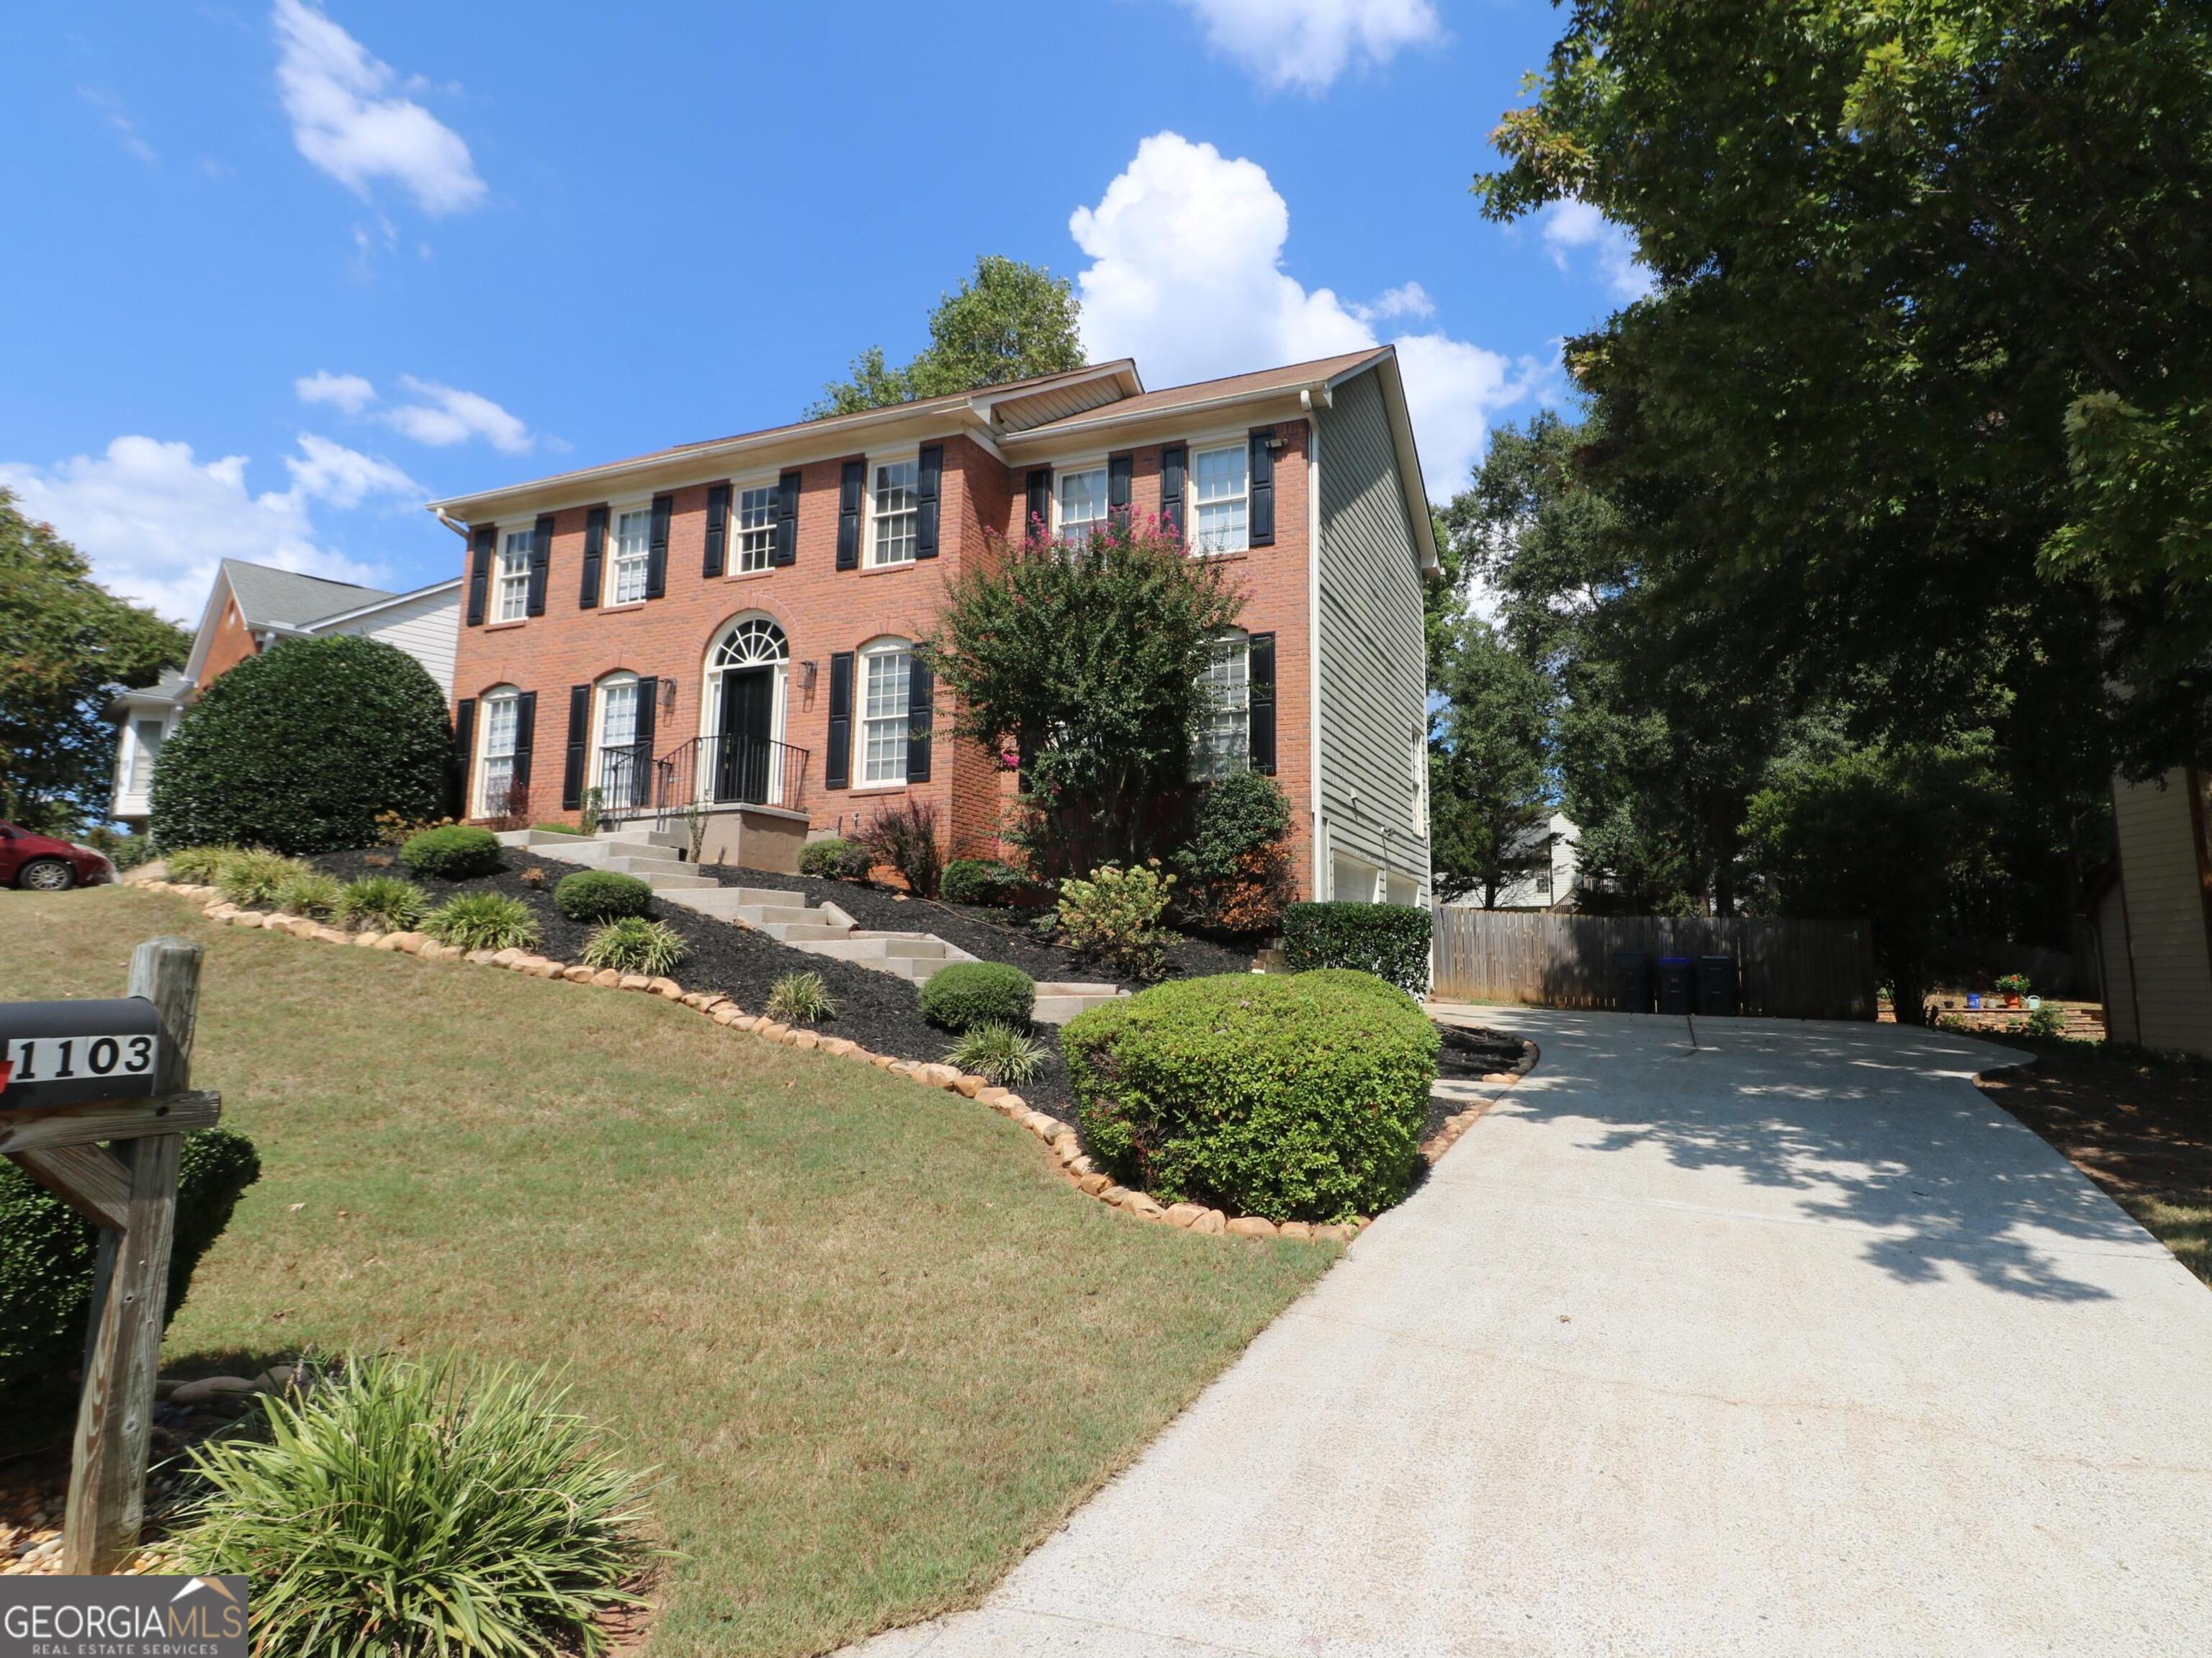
[716,668,774,804]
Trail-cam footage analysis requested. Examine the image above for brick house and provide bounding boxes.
[429,348,1437,902]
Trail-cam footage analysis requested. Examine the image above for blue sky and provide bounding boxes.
[1,1,1638,624]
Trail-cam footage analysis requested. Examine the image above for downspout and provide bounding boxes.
[1303,388,1328,901]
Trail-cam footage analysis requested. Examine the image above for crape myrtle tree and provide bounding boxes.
[0,490,188,834]
[921,515,1244,878]
[809,256,1086,418]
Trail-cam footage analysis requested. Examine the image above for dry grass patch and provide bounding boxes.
[0,888,1332,1655]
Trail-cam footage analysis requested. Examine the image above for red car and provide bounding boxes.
[0,822,117,891]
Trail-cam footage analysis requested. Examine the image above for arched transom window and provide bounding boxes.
[713,618,788,670]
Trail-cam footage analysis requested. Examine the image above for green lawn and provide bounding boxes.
[2,888,1332,1654]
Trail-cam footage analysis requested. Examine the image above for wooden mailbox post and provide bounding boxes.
[0,938,221,1574]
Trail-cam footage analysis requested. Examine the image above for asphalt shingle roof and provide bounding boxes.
[222,559,394,629]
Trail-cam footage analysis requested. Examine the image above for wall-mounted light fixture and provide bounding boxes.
[658,676,678,713]
[800,659,819,693]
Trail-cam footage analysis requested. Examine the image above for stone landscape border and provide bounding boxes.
[128,875,1413,1243]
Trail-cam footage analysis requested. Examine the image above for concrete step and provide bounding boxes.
[595,855,698,878]
[1031,983,1128,1025]
[758,922,855,945]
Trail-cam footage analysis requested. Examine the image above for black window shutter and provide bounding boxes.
[703,484,729,579]
[511,690,537,802]
[1248,428,1276,546]
[1247,633,1277,775]
[1159,445,1187,542]
[775,469,801,565]
[561,684,590,810]
[465,525,495,626]
[526,515,554,616]
[914,443,943,559]
[1107,454,1133,520]
[1025,468,1052,536]
[1015,729,1035,793]
[630,678,657,808]
[451,697,477,814]
[645,495,672,599]
[835,461,865,570]
[580,505,607,609]
[907,657,934,783]
[825,652,855,788]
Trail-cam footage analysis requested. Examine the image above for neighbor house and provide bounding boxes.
[2092,767,2212,1056]
[429,348,1435,899]
[109,559,460,827]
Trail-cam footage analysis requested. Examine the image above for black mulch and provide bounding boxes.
[697,863,1258,990]
[1419,1022,1533,1142]
[309,847,1079,1114]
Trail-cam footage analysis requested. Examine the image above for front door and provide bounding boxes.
[716,667,774,803]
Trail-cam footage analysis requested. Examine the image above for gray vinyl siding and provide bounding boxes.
[1313,366,1429,899]
[315,587,461,697]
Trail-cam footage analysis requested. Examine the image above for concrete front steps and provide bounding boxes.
[494,828,1125,1023]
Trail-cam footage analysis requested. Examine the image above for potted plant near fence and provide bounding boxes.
[1995,973,2031,1009]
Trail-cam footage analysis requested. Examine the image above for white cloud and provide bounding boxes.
[80,87,157,165]
[272,0,485,215]
[1539,199,1653,302]
[0,436,390,624]
[1172,0,1442,91]
[379,377,532,454]
[295,370,377,413]
[1070,132,1538,497]
[283,433,420,510]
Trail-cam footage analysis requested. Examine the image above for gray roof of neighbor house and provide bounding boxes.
[222,559,395,629]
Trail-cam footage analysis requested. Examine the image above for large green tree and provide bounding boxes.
[809,256,1086,418]
[1477,0,2212,780]
[0,490,188,834]
[1428,618,1553,907]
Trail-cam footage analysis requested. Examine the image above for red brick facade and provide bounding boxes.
[446,380,1325,890]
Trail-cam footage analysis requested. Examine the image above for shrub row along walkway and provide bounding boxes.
[850,1008,2212,1657]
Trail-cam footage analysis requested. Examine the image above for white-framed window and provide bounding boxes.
[495,528,533,621]
[871,459,918,566]
[126,717,167,797]
[1057,466,1108,541]
[1332,850,1379,904]
[736,483,779,572]
[609,506,652,603]
[1192,631,1250,779]
[860,637,914,785]
[477,687,521,816]
[1385,872,1423,909]
[1192,444,1249,554]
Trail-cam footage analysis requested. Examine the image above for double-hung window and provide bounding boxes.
[1192,445,1249,554]
[736,483,779,572]
[860,639,914,785]
[1058,466,1108,541]
[495,528,533,621]
[479,690,520,815]
[872,461,918,566]
[1192,632,1250,778]
[609,508,652,603]
[595,675,642,808]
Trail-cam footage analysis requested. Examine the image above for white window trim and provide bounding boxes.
[699,616,791,801]
[732,473,781,575]
[604,498,655,607]
[1190,441,1251,557]
[591,672,644,806]
[866,452,920,569]
[1053,458,1111,541]
[1192,629,1251,780]
[474,686,522,818]
[858,636,914,787]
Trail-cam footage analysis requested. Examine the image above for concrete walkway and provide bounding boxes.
[850,1009,2212,1657]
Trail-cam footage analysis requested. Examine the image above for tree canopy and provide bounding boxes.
[808,256,1086,418]
[0,490,188,834]
[1427,617,1552,908]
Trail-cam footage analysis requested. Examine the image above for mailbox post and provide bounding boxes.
[0,938,221,1574]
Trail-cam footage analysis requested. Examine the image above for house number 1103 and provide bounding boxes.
[4,1033,156,1082]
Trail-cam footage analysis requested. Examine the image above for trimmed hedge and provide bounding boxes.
[919,961,1036,1032]
[1064,970,1437,1223]
[400,824,504,880]
[1280,901,1432,994]
[1,1127,261,1451]
[942,858,1025,906]
[554,869,654,923]
[150,634,451,855]
[797,837,871,881]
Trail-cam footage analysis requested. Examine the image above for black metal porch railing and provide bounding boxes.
[597,744,650,814]
[652,733,809,827]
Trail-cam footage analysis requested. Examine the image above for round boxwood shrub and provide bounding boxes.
[942,858,1024,906]
[797,837,871,880]
[1064,970,1439,1223]
[920,961,1036,1032]
[554,869,655,922]
[400,824,504,880]
[1,1127,261,1451]
[150,634,451,855]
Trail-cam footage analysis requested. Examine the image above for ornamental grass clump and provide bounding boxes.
[422,892,541,952]
[580,916,688,976]
[271,869,343,919]
[176,1353,652,1658]
[162,844,235,885]
[765,970,836,1025]
[333,875,428,934]
[215,848,309,908]
[945,1022,1048,1087]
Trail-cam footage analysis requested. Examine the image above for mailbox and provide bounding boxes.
[0,997,162,1110]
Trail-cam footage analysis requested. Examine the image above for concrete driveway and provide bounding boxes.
[851,1009,2212,1657]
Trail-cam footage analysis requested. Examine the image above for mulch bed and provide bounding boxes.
[700,863,1257,989]
[310,849,1078,1115]
[1420,1023,1530,1143]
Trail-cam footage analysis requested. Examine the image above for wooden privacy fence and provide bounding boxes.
[1429,909,1879,1021]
